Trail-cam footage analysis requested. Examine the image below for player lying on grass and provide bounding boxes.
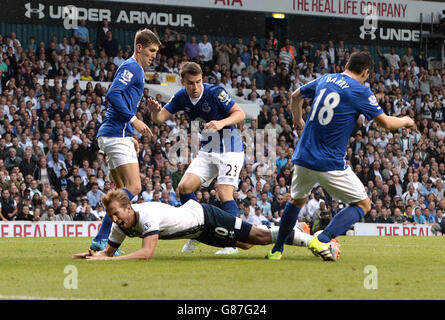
[73,190,339,260]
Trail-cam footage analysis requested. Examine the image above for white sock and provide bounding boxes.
[269,226,279,243]
[292,228,314,247]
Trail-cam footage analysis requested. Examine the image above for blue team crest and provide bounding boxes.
[202,102,211,113]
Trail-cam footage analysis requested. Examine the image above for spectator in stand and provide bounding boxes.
[102,31,120,59]
[96,19,111,51]
[183,36,199,61]
[73,20,89,53]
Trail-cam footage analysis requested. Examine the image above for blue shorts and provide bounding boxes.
[197,204,252,248]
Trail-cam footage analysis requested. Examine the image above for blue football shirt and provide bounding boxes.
[98,57,144,138]
[163,83,243,153]
[292,73,383,171]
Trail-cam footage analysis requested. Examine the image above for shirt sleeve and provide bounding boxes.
[214,87,235,113]
[105,63,140,123]
[356,88,384,120]
[163,93,181,115]
[107,224,126,248]
[138,209,160,238]
[299,77,321,99]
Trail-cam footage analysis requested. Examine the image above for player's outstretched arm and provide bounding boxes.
[72,244,117,259]
[147,97,172,124]
[290,88,305,132]
[374,113,417,132]
[85,234,159,261]
[204,103,245,131]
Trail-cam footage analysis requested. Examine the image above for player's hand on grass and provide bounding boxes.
[72,249,94,259]
[73,249,111,260]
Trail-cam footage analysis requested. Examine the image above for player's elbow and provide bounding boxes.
[291,89,302,100]
[238,109,246,122]
[375,114,392,130]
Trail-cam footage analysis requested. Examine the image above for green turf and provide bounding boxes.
[0,236,444,300]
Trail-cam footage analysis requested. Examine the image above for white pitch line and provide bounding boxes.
[0,294,87,300]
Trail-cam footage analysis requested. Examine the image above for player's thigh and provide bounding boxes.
[113,163,141,188]
[184,151,218,188]
[290,165,318,200]
[197,203,252,247]
[98,136,138,172]
[177,172,203,194]
[318,167,368,204]
[110,169,125,189]
[216,152,245,190]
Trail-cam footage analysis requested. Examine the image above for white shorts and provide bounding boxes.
[185,151,244,189]
[97,136,138,170]
[290,164,368,204]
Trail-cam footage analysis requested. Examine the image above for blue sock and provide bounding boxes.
[93,214,112,242]
[318,206,365,243]
[271,202,301,253]
[222,200,238,218]
[122,188,135,202]
[180,192,197,205]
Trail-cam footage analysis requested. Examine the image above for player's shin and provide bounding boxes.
[92,214,113,243]
[317,206,364,243]
[271,202,300,253]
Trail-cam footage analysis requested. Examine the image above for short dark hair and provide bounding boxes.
[346,51,374,75]
[180,62,202,78]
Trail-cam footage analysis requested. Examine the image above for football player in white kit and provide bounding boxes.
[72,190,338,260]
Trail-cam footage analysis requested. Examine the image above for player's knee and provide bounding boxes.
[292,197,307,208]
[178,182,192,195]
[127,184,142,196]
[358,198,372,213]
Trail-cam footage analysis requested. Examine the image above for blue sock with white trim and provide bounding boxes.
[317,206,365,243]
[271,202,301,253]
[222,200,238,218]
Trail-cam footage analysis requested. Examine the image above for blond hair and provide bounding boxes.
[101,189,130,211]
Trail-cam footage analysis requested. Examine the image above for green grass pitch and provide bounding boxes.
[0,236,444,300]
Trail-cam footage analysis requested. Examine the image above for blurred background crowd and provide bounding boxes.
[0,20,444,234]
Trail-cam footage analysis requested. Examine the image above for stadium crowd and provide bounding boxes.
[0,20,444,235]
